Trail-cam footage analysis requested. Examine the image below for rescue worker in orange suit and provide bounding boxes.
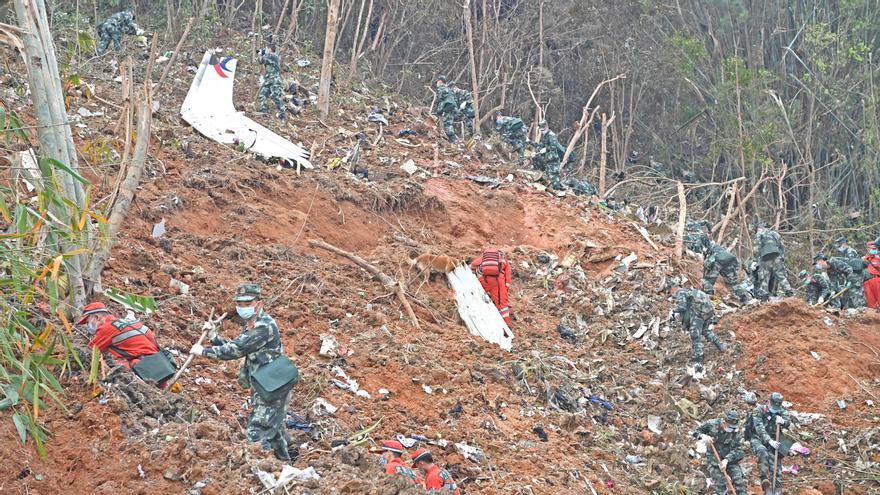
[865,241,880,309]
[77,302,160,369]
[378,440,421,485]
[470,249,513,327]
[411,448,461,494]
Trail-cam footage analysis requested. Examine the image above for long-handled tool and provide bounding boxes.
[771,423,781,495]
[165,309,226,390]
[709,441,737,494]
[818,287,848,307]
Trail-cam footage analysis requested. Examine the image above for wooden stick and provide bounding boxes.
[675,181,686,262]
[709,441,737,495]
[772,423,781,493]
[819,287,848,307]
[309,239,420,328]
[631,222,658,251]
[165,310,226,390]
[560,74,625,167]
[156,17,194,92]
[715,180,739,242]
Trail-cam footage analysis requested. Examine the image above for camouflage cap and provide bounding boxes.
[233,283,262,302]
[436,74,447,82]
[769,392,784,412]
[798,269,808,279]
[539,120,548,127]
[813,252,828,261]
[724,410,739,422]
[834,235,848,245]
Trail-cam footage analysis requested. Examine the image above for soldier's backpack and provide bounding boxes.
[479,250,507,277]
[252,354,300,401]
[742,411,755,441]
[848,258,868,272]
[713,247,737,267]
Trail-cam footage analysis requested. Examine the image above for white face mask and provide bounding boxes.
[87,320,98,335]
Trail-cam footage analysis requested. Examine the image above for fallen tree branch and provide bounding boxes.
[560,73,625,167]
[156,17,194,92]
[631,222,658,251]
[309,239,420,329]
[675,181,686,263]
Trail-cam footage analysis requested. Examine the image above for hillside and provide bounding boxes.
[0,7,878,495]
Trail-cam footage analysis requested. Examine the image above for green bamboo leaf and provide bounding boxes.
[38,157,88,186]
[12,413,27,444]
[28,415,47,460]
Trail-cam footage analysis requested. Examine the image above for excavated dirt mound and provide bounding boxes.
[727,299,880,426]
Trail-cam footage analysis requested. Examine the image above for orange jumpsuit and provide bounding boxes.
[384,458,421,484]
[470,250,512,326]
[89,315,160,368]
[423,464,461,494]
[864,253,880,308]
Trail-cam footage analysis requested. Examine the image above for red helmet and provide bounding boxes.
[411,448,432,466]
[77,302,110,325]
[380,440,405,454]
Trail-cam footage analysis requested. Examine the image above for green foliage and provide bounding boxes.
[668,33,707,74]
[0,148,102,458]
[104,288,157,315]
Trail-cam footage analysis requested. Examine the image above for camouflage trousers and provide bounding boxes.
[455,110,475,137]
[750,439,783,489]
[684,232,710,256]
[439,111,458,143]
[566,178,597,196]
[544,157,564,189]
[846,274,867,308]
[703,263,750,302]
[687,316,723,363]
[502,135,525,162]
[97,27,123,54]
[259,79,286,116]
[757,257,793,299]
[705,455,747,495]
[248,387,293,461]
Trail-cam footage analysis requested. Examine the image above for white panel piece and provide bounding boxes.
[447,265,514,351]
[181,50,313,169]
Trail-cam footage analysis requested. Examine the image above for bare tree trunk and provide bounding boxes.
[346,0,368,84]
[560,74,625,167]
[463,0,480,133]
[317,0,341,118]
[14,0,87,309]
[281,0,303,53]
[533,0,544,141]
[675,181,686,263]
[86,37,157,291]
[598,113,612,196]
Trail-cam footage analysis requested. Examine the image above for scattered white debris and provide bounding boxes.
[455,442,484,463]
[313,398,337,415]
[401,159,418,175]
[331,367,370,398]
[810,351,821,360]
[137,464,145,478]
[647,415,662,434]
[422,384,433,395]
[169,278,190,295]
[319,335,338,357]
[152,218,166,238]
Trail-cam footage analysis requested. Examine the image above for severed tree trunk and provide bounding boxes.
[14,0,87,309]
[463,0,480,133]
[533,0,544,142]
[317,0,341,118]
[346,0,372,84]
[675,181,686,263]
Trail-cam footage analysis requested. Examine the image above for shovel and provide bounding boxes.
[709,441,737,495]
[165,309,227,390]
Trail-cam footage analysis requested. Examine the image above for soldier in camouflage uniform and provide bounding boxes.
[684,219,713,256]
[258,45,286,121]
[96,11,141,54]
[190,284,294,461]
[533,120,570,190]
[692,410,747,495]
[814,253,862,308]
[670,281,727,364]
[748,392,790,493]
[702,243,750,303]
[753,225,794,300]
[494,111,527,163]
[451,83,475,138]
[799,269,833,305]
[434,75,458,143]
[835,236,868,307]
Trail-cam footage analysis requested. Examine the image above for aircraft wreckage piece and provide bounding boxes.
[181,50,312,169]
[447,265,514,351]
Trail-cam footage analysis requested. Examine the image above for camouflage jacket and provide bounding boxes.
[827,257,854,280]
[751,404,790,445]
[435,85,457,115]
[755,228,784,257]
[803,271,833,303]
[454,89,474,113]
[260,52,282,83]
[674,288,715,321]
[694,418,745,463]
[537,129,566,161]
[495,116,525,138]
[100,12,139,35]
[684,221,713,255]
[204,311,284,389]
[840,246,860,259]
[705,244,738,269]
